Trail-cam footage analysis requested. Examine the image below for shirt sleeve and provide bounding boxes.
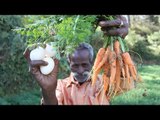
[55,80,64,105]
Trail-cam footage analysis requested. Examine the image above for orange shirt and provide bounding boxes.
[41,74,135,105]
[56,74,109,105]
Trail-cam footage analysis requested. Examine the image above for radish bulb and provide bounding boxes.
[30,46,45,60]
[40,57,55,75]
[45,43,57,58]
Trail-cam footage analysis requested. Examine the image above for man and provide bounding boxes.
[24,15,129,105]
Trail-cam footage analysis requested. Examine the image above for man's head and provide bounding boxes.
[67,43,94,84]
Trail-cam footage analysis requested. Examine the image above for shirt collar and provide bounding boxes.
[66,73,91,87]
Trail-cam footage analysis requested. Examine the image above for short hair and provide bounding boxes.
[67,42,94,63]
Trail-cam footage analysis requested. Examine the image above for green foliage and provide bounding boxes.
[54,15,97,55]
[0,15,23,31]
[148,31,160,44]
[90,27,104,56]
[14,15,57,46]
[0,15,38,96]
[125,30,145,47]
[125,15,160,64]
[58,57,70,79]
[14,15,98,57]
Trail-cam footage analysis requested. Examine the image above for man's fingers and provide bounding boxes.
[30,60,48,68]
[30,58,58,71]
[105,27,129,38]
[54,58,59,66]
[99,16,128,28]
[99,19,122,27]
[50,58,59,76]
[99,21,108,27]
[52,58,59,72]
[101,27,106,31]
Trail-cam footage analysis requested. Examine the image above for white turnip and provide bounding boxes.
[30,46,45,60]
[40,57,55,75]
[45,43,57,58]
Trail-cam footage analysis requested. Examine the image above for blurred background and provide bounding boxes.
[0,15,160,105]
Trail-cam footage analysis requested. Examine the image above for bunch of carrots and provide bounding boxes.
[91,15,142,99]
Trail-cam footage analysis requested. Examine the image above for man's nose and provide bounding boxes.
[78,66,84,74]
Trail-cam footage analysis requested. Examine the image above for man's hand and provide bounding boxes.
[23,47,59,104]
[98,15,129,39]
[23,48,59,105]
[23,47,59,90]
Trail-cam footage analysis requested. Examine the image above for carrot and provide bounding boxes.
[121,67,126,88]
[122,52,134,66]
[92,48,110,86]
[124,64,131,90]
[109,51,116,85]
[91,48,106,86]
[103,62,110,77]
[129,65,137,81]
[101,73,109,104]
[122,52,138,81]
[114,59,121,95]
[94,47,110,73]
[92,68,102,86]
[114,40,121,55]
[92,48,106,70]
[132,64,137,76]
[107,51,116,97]
[102,73,109,93]
[114,39,125,80]
[114,40,122,64]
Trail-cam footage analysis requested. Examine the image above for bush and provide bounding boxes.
[0,16,38,96]
[131,41,160,65]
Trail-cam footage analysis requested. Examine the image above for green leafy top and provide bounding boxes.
[13,15,98,58]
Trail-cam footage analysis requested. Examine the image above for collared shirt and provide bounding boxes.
[55,74,109,105]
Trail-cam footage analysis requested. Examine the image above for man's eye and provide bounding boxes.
[82,64,88,67]
[73,65,78,68]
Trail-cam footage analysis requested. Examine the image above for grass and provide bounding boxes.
[1,65,160,105]
[110,65,160,105]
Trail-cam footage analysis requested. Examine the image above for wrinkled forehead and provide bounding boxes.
[70,49,90,62]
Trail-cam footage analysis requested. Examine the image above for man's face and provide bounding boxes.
[69,49,92,84]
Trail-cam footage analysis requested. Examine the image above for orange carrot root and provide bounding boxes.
[94,47,110,72]
[93,48,106,70]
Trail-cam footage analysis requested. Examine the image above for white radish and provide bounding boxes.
[30,46,45,60]
[45,43,57,58]
[40,57,55,75]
